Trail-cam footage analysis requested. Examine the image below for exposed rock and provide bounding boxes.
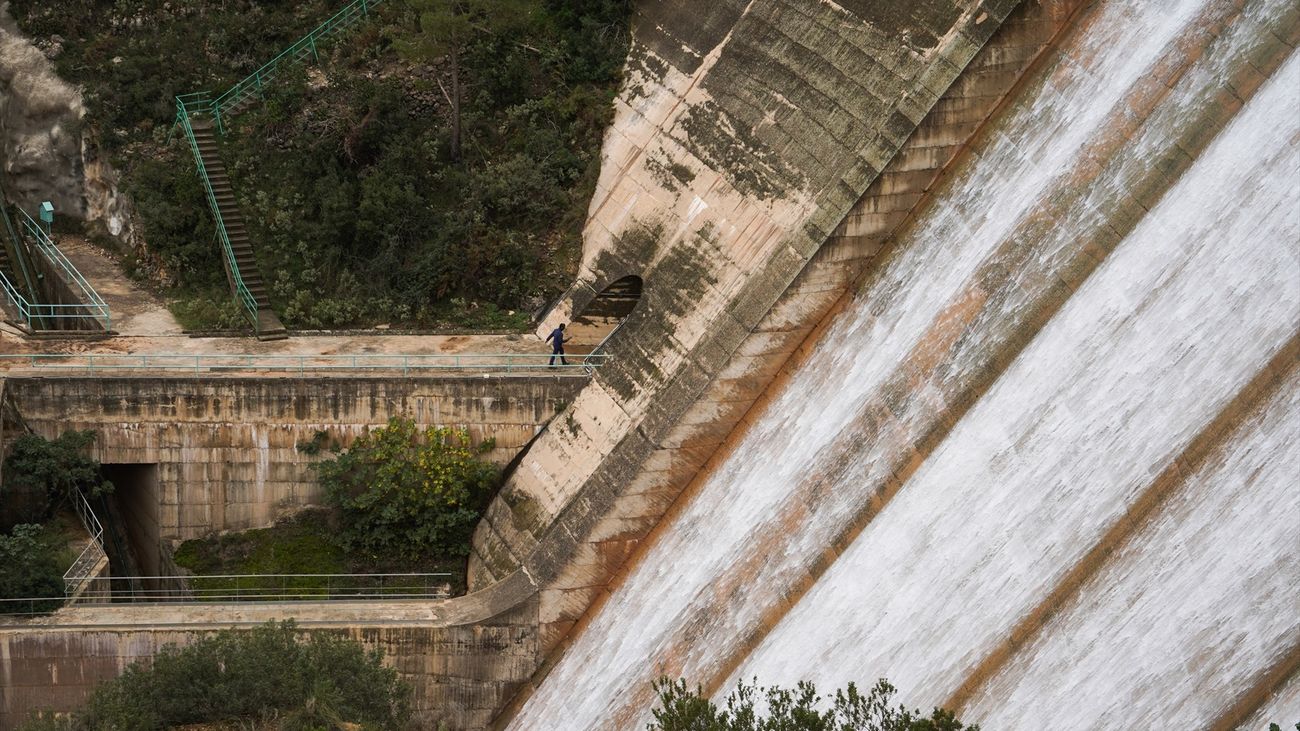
[0,1,143,253]
[0,1,84,214]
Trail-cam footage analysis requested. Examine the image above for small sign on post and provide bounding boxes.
[39,201,54,234]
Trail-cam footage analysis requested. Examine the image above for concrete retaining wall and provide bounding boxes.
[0,591,541,730]
[4,376,583,575]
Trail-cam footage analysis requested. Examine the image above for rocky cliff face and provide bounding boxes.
[0,2,138,246]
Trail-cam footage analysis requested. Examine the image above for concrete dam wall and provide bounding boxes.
[7,0,1297,728]
[505,0,1300,727]
[1,0,1064,726]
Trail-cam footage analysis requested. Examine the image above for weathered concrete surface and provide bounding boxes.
[470,0,1079,665]
[474,0,1027,584]
[4,376,582,576]
[0,586,543,730]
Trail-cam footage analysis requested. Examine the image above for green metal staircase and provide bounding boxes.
[174,0,386,339]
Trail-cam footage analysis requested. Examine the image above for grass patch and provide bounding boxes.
[171,509,467,599]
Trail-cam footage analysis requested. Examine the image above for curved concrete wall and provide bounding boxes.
[473,0,1025,586]
[0,1,1106,727]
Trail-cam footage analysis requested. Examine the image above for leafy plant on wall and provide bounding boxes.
[318,416,498,559]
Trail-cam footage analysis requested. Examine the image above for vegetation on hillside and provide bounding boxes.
[10,0,632,329]
[0,430,110,609]
[650,678,979,731]
[18,621,411,730]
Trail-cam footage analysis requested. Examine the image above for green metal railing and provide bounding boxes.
[0,194,39,308]
[177,0,387,134]
[0,208,111,331]
[173,0,387,331]
[0,352,612,376]
[210,0,386,133]
[173,98,261,325]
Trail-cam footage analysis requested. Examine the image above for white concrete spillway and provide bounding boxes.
[508,0,1300,728]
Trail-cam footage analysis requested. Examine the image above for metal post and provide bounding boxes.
[310,37,319,62]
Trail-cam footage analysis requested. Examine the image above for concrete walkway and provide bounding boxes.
[56,237,184,337]
[0,238,577,372]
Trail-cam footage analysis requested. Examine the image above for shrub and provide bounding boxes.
[9,0,633,329]
[21,620,410,730]
[0,524,64,608]
[319,417,498,559]
[650,677,980,731]
[1,430,111,531]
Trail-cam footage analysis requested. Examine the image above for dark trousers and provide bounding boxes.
[549,348,567,366]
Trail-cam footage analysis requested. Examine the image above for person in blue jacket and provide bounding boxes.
[547,323,571,366]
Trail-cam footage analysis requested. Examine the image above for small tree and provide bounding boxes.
[396,0,537,161]
[1,430,112,531]
[0,524,64,607]
[649,677,979,731]
[319,417,498,558]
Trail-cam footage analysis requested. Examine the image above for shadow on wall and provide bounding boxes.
[564,275,643,352]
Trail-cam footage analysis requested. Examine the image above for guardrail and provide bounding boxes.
[1,573,454,616]
[209,0,386,133]
[0,208,111,332]
[173,98,261,326]
[64,491,108,596]
[65,573,453,604]
[0,352,612,376]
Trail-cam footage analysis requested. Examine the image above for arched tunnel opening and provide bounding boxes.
[566,275,643,351]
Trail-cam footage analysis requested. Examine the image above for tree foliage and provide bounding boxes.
[0,524,64,607]
[1,430,111,531]
[20,620,410,730]
[649,678,980,731]
[9,0,633,329]
[319,417,499,559]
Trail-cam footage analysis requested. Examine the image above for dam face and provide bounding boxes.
[3,0,1298,728]
[507,0,1300,728]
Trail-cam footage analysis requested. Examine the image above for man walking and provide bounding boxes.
[547,323,571,366]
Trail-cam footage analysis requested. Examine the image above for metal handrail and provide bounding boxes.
[0,352,612,376]
[210,0,385,133]
[63,491,108,596]
[13,207,111,331]
[63,572,453,605]
[173,100,261,326]
[171,0,387,330]
[0,192,40,313]
[0,267,111,333]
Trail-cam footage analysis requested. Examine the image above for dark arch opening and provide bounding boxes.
[568,275,643,350]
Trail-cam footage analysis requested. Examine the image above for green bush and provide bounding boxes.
[319,417,498,559]
[21,620,410,730]
[650,678,980,731]
[0,524,64,609]
[1,430,111,531]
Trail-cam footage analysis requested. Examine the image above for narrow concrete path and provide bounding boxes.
[0,238,590,375]
[55,236,184,337]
